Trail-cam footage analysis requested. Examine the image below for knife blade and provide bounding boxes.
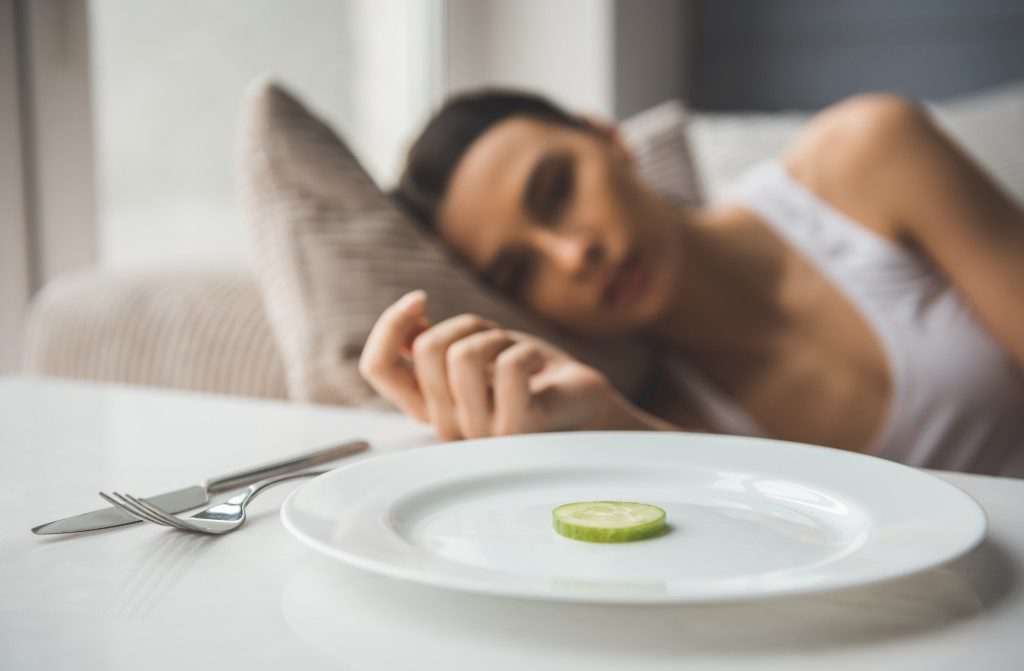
[31,438,369,535]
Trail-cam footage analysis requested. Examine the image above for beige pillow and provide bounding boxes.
[239,80,697,406]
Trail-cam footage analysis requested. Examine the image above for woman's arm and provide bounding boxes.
[785,94,1024,372]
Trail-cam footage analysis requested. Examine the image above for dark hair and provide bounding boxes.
[393,89,586,227]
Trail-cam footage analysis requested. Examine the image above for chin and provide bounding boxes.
[573,267,674,338]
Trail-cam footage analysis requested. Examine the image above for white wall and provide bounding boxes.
[445,0,616,118]
[348,0,444,185]
[444,0,690,121]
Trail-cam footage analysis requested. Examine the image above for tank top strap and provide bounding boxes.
[722,161,933,287]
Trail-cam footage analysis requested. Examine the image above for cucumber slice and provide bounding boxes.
[552,501,667,543]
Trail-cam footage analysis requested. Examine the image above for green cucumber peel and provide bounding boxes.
[552,501,667,543]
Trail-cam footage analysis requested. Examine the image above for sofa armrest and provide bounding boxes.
[23,268,288,400]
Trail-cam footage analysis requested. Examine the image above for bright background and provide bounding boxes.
[2,0,1022,372]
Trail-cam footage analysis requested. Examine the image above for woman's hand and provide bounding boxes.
[359,290,667,439]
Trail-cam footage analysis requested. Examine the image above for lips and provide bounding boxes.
[601,252,647,308]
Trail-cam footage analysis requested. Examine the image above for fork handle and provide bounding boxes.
[225,470,329,505]
[204,439,368,494]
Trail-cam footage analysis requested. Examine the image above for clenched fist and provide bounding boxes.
[359,290,666,440]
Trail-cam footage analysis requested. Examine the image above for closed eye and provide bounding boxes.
[523,152,575,224]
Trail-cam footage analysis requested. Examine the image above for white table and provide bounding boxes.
[2,376,1022,670]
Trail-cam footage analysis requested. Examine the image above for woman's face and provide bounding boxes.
[436,116,683,337]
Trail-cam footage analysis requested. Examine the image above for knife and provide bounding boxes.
[31,438,369,535]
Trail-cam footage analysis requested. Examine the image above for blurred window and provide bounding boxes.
[88,0,441,268]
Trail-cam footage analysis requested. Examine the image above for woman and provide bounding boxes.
[359,90,1024,476]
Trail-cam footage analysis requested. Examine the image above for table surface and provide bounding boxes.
[2,376,1022,670]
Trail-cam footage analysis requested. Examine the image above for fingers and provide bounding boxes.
[446,329,517,438]
[411,313,498,440]
[400,315,431,359]
[359,290,430,421]
[492,341,547,435]
[363,303,571,439]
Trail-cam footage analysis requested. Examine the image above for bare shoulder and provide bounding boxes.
[780,93,929,242]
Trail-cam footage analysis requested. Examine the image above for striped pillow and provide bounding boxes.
[239,81,697,406]
[621,99,703,207]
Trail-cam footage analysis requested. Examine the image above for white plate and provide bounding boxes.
[281,431,986,604]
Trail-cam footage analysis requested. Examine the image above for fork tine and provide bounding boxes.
[129,495,236,536]
[136,500,218,534]
[116,493,185,529]
[99,491,172,527]
[122,493,190,529]
[111,492,175,528]
[124,493,206,533]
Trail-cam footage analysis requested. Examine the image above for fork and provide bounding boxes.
[99,470,326,535]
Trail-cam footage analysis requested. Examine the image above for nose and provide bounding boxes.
[531,229,604,280]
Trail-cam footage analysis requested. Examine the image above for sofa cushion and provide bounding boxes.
[689,79,1024,203]
[24,268,287,399]
[930,79,1024,203]
[239,81,698,406]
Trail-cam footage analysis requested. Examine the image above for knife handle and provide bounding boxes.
[203,439,369,494]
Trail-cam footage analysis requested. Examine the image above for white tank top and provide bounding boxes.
[670,160,1024,478]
